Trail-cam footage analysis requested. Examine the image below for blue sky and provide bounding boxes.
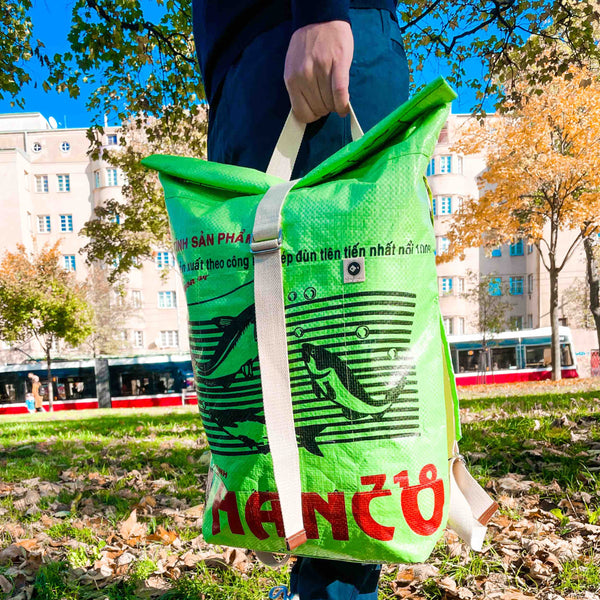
[0,2,491,128]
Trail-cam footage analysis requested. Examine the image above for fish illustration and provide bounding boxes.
[301,343,392,421]
[210,405,269,453]
[196,305,257,388]
[208,404,328,457]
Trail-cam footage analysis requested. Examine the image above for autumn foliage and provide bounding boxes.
[447,67,600,258]
[446,66,600,379]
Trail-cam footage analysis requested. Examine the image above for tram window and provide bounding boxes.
[490,347,518,370]
[0,382,16,403]
[561,344,574,367]
[156,373,175,393]
[458,349,486,372]
[526,345,551,367]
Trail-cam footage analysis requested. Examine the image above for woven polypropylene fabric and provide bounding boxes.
[142,77,463,563]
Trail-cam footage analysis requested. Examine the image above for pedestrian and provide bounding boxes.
[28,373,43,412]
[191,2,409,598]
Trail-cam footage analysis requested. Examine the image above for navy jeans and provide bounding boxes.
[206,8,409,600]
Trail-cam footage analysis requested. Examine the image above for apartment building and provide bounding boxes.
[431,114,597,373]
[0,113,188,363]
[0,111,596,373]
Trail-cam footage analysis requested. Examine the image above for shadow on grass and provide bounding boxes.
[458,390,600,496]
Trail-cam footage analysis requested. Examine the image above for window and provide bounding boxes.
[510,276,523,295]
[158,291,177,308]
[60,141,70,153]
[440,155,452,174]
[456,317,465,335]
[527,274,534,294]
[440,196,452,215]
[527,243,534,254]
[491,346,518,369]
[107,168,118,186]
[57,174,70,192]
[443,317,453,335]
[134,331,144,348]
[456,196,464,212]
[438,237,450,254]
[488,277,502,296]
[160,330,179,347]
[441,277,453,295]
[107,134,118,145]
[456,278,465,294]
[63,255,76,272]
[491,247,502,257]
[110,213,121,224]
[35,175,49,193]
[510,239,524,256]
[37,215,51,233]
[94,170,101,188]
[156,251,174,269]
[527,314,533,329]
[432,197,436,216]
[131,290,142,308]
[60,215,73,232]
[456,156,463,174]
[32,142,42,153]
[509,316,523,330]
[426,158,435,176]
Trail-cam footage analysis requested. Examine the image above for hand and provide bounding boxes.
[284,20,354,124]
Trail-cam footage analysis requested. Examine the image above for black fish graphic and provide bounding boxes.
[196,305,257,388]
[301,343,391,421]
[210,405,269,453]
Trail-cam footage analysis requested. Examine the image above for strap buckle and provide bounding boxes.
[250,229,283,254]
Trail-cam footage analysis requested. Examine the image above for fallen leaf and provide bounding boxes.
[15,540,38,552]
[119,510,146,540]
[0,574,12,594]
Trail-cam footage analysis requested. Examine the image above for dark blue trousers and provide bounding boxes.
[206,8,409,599]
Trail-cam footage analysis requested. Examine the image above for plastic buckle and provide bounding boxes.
[250,230,283,254]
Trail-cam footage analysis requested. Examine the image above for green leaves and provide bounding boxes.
[0,243,94,352]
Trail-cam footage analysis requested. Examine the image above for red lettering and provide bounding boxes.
[245,491,285,540]
[212,490,244,536]
[395,464,444,536]
[352,474,395,541]
[225,232,235,243]
[218,232,226,244]
[302,492,349,541]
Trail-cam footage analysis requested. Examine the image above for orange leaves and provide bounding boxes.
[447,66,600,262]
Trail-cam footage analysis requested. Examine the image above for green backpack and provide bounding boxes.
[142,77,497,564]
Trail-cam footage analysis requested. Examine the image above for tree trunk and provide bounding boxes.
[45,344,54,412]
[549,266,562,381]
[583,234,600,352]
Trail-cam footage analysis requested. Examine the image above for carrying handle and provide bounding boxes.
[266,105,364,180]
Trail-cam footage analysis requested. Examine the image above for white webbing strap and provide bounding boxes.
[442,337,498,550]
[267,105,364,180]
[251,179,306,551]
[448,448,499,551]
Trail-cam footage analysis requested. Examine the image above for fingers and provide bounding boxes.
[331,59,351,118]
[284,21,353,124]
[285,63,330,123]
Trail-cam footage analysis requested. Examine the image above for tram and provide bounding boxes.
[447,326,578,386]
[0,354,196,415]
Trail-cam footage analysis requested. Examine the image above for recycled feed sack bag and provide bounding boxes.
[142,77,497,564]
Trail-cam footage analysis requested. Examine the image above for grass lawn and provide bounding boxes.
[0,387,599,599]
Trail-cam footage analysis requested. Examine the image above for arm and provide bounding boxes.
[284,2,353,123]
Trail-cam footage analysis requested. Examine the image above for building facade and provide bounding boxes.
[0,113,188,364]
[430,114,597,375]
[0,111,596,374]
